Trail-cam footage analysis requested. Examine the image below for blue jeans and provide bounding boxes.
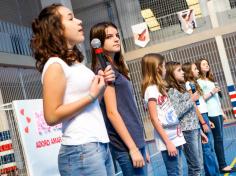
[58,142,115,176]
[208,115,227,170]
[161,146,183,176]
[183,129,203,176]
[201,113,220,176]
[111,146,147,176]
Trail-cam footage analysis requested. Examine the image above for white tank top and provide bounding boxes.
[42,57,109,145]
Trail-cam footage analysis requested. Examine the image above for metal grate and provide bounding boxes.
[0,67,42,104]
[128,59,154,140]
[139,0,189,27]
[0,21,32,56]
[123,14,210,52]
[223,32,236,86]
[122,0,210,52]
[229,0,236,8]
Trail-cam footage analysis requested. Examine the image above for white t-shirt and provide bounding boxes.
[185,81,208,113]
[144,85,185,151]
[42,57,109,145]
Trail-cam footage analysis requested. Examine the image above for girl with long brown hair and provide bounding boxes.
[90,22,148,176]
[31,4,115,176]
[182,62,210,132]
[165,61,205,176]
[141,54,185,176]
[196,58,236,173]
[183,62,219,176]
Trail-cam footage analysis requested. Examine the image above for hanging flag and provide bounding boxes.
[131,22,150,47]
[177,9,197,35]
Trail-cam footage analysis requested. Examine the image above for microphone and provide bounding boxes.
[189,83,200,105]
[91,38,107,70]
[214,82,222,98]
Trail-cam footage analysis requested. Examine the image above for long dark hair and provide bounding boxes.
[195,58,215,82]
[31,3,84,72]
[165,61,186,93]
[182,62,203,95]
[90,21,129,79]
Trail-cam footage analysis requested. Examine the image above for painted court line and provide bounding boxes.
[224,157,236,176]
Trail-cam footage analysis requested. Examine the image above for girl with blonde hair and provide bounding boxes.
[142,54,185,176]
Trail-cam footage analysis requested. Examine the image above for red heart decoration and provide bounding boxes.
[26,117,31,123]
[25,126,29,133]
[20,109,24,116]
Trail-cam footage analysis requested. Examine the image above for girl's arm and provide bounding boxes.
[168,88,194,119]
[43,63,104,126]
[148,100,177,156]
[103,85,145,168]
[203,92,214,101]
[203,87,220,101]
[187,90,209,133]
[194,104,209,132]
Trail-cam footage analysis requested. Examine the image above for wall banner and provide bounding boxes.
[131,22,150,47]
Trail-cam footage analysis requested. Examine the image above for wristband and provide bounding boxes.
[88,93,96,102]
[201,122,207,125]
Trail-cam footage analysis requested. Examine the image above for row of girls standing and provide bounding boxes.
[183,59,235,174]
[142,54,205,176]
[141,54,234,175]
[31,3,148,176]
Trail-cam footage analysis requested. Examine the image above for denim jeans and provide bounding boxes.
[111,146,147,176]
[183,129,203,176]
[161,146,183,176]
[58,142,115,176]
[201,113,220,176]
[208,115,227,170]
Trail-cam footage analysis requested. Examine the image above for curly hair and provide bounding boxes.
[31,3,84,72]
[141,53,167,97]
[90,22,129,79]
[165,61,186,93]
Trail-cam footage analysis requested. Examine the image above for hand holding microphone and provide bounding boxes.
[89,75,106,101]
[214,82,222,98]
[91,38,115,84]
[189,83,200,105]
[91,38,107,70]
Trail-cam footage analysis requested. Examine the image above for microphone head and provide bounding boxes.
[91,38,101,49]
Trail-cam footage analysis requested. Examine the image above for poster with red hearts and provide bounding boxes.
[131,22,150,47]
[12,99,61,176]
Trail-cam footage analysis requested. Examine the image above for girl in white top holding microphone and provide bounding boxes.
[31,4,115,176]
